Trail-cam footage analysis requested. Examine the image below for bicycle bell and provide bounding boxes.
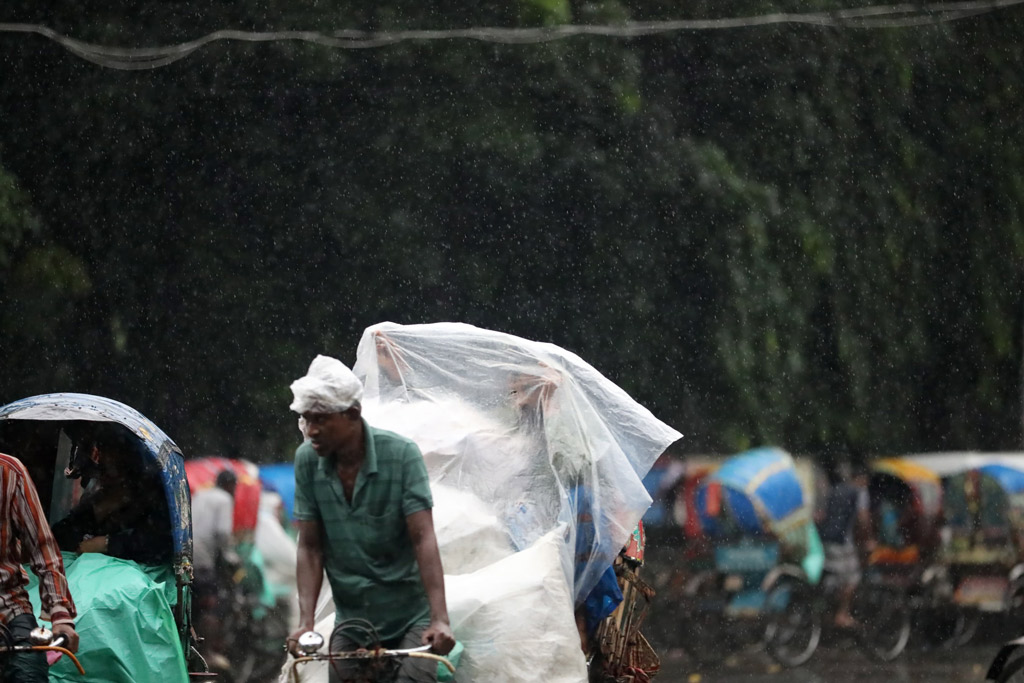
[28,627,53,646]
[297,631,324,655]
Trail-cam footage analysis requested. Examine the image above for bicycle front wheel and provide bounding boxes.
[996,654,1024,683]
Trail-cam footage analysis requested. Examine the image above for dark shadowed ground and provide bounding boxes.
[656,642,996,683]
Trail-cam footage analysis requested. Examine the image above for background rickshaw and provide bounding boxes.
[640,455,720,653]
[864,457,948,650]
[678,447,824,668]
[902,454,1024,647]
[938,455,1024,683]
[0,392,206,681]
[185,456,292,683]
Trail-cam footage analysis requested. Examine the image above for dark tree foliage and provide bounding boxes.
[0,1,1021,461]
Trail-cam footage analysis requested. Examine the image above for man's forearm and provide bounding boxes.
[295,542,324,628]
[413,531,449,624]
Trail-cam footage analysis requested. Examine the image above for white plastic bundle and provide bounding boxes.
[355,321,681,602]
[444,527,587,683]
[431,482,514,574]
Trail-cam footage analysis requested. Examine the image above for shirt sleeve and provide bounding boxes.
[401,442,432,518]
[292,445,320,522]
[12,467,76,621]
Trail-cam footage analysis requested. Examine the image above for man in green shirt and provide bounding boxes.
[286,355,454,683]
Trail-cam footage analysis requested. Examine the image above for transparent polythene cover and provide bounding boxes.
[353,321,682,604]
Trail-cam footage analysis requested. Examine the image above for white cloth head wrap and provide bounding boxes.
[289,354,364,414]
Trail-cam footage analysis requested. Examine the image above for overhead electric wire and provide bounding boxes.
[0,0,1021,70]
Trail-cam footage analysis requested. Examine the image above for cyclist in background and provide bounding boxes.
[816,460,872,628]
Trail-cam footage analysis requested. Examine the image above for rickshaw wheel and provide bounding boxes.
[853,583,911,662]
[996,653,1024,683]
[917,602,973,649]
[763,576,821,668]
[1008,578,1024,621]
[954,609,980,647]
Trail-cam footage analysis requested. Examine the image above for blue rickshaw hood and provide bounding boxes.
[0,392,192,574]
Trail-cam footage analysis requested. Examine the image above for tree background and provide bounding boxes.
[1,1,1022,463]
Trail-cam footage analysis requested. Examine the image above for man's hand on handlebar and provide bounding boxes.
[422,620,455,655]
[52,623,80,653]
[286,624,315,658]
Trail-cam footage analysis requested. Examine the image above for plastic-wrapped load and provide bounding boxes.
[444,527,587,682]
[26,552,187,683]
[431,483,514,575]
[355,321,681,604]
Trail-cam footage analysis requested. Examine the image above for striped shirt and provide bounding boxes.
[0,452,76,626]
[293,420,432,644]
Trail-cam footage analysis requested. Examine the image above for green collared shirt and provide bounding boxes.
[293,419,433,643]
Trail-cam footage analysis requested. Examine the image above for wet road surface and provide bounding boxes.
[640,550,1011,683]
[656,642,996,683]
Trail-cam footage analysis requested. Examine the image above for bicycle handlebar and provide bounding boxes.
[373,644,432,656]
[283,634,455,683]
[0,636,86,676]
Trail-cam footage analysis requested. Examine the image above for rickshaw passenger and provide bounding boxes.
[51,429,172,565]
[816,461,871,629]
[0,452,79,682]
[507,366,627,654]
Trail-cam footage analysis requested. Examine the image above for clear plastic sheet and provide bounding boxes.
[353,321,682,604]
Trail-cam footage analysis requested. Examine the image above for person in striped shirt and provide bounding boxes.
[1,452,79,682]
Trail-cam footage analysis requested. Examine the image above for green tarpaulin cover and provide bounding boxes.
[26,552,187,683]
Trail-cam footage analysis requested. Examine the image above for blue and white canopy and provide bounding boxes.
[698,447,808,537]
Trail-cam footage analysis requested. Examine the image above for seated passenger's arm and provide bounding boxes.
[51,504,96,553]
[80,491,173,563]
